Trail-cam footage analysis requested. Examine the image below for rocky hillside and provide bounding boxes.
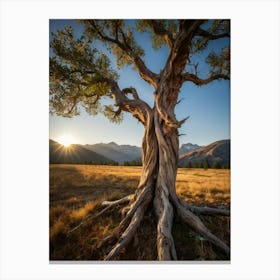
[178,140,230,167]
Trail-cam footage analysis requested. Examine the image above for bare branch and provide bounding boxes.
[182,72,229,86]
[122,87,140,100]
[178,116,190,127]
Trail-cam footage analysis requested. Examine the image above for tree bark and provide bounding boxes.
[101,85,230,260]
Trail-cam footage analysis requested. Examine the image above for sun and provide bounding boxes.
[57,134,74,147]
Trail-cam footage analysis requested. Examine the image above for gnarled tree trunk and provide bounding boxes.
[100,81,230,261]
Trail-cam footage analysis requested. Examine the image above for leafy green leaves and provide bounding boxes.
[50,19,230,122]
[50,23,119,120]
[206,47,230,76]
[136,20,177,50]
[192,20,230,53]
[103,105,123,124]
[83,20,145,69]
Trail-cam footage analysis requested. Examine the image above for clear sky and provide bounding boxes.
[49,20,230,147]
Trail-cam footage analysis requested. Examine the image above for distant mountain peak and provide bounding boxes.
[108,141,118,146]
[179,139,230,167]
[82,142,142,164]
[179,143,201,154]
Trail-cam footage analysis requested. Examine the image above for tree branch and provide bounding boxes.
[182,72,229,86]
[122,87,140,100]
[114,21,120,41]
[85,20,159,88]
[196,28,230,40]
[166,20,205,76]
[65,65,153,125]
[104,79,152,125]
[146,20,174,49]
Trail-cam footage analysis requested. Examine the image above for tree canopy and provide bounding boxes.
[50,20,230,125]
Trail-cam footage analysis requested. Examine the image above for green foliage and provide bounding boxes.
[203,159,209,170]
[83,20,144,69]
[50,19,230,123]
[103,105,123,124]
[184,160,229,169]
[206,47,230,76]
[212,161,221,169]
[221,163,230,169]
[192,37,209,53]
[136,20,177,50]
[123,159,142,166]
[111,29,144,69]
[50,23,119,120]
[192,20,229,53]
[83,160,119,166]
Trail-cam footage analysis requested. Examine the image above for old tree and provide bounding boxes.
[50,20,230,260]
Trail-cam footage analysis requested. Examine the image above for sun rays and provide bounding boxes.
[57,134,74,147]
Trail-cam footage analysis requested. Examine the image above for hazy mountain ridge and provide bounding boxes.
[49,139,115,164]
[83,141,200,164]
[50,139,229,166]
[178,139,230,167]
[179,143,201,154]
[83,142,142,164]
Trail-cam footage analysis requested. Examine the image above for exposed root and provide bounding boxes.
[101,195,133,207]
[96,197,230,260]
[179,198,230,216]
[117,183,153,235]
[87,183,229,260]
[102,183,154,260]
[67,195,132,236]
[94,193,229,260]
[105,207,145,260]
[175,201,230,256]
[191,206,230,216]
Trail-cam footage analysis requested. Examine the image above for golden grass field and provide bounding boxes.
[50,164,230,261]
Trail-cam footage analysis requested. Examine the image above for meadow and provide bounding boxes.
[50,164,230,261]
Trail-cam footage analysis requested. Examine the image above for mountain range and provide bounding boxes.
[83,142,141,164]
[179,143,201,154]
[50,139,230,166]
[178,139,230,167]
[49,139,116,164]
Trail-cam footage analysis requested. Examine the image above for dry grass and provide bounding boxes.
[50,164,230,261]
[176,168,230,207]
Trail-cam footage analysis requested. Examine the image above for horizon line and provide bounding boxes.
[49,138,230,148]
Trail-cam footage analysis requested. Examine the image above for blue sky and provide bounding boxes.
[49,20,230,147]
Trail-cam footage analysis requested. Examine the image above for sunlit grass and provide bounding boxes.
[50,164,230,260]
[176,168,230,206]
[69,201,98,220]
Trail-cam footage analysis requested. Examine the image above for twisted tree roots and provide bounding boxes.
[79,185,230,261]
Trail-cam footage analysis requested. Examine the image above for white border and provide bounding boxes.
[1,0,279,279]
